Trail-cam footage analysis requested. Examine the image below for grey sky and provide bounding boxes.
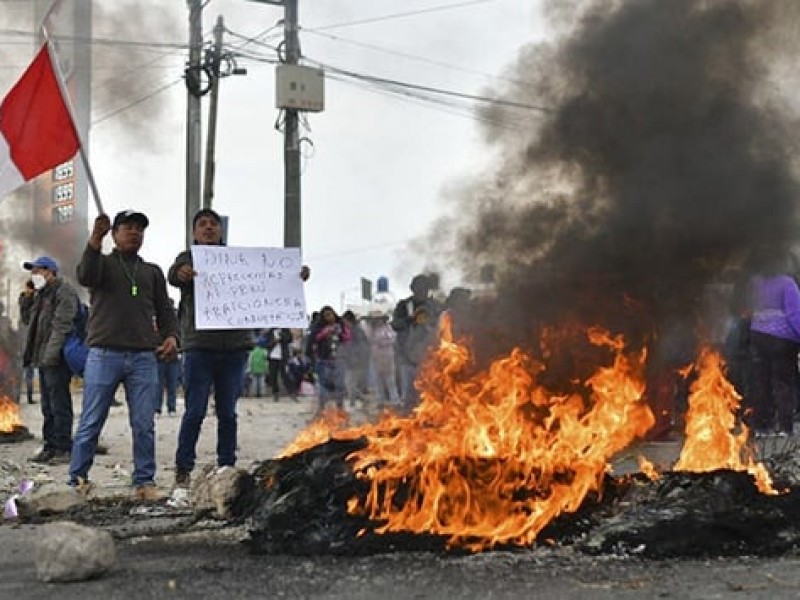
[0,0,543,314]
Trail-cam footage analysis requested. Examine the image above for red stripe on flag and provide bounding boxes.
[0,44,80,181]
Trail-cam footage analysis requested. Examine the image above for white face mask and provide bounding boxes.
[31,274,47,290]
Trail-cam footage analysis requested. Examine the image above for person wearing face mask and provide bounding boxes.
[19,256,79,465]
[69,210,179,502]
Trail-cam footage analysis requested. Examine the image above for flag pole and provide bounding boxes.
[40,29,105,215]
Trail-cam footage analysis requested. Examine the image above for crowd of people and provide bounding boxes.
[242,272,472,417]
[14,202,800,506]
[16,208,800,506]
[8,206,470,502]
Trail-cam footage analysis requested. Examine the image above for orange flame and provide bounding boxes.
[0,394,23,433]
[673,347,776,494]
[279,407,352,459]
[285,316,655,550]
[283,323,779,549]
[638,456,660,481]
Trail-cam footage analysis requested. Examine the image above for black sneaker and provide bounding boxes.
[30,448,55,463]
[47,450,71,465]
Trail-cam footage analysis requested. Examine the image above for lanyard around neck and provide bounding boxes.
[117,253,139,297]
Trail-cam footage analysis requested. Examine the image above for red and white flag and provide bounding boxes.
[0,44,79,199]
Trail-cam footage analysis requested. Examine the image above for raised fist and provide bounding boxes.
[90,214,112,248]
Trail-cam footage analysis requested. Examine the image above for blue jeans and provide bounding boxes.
[250,373,265,397]
[69,348,159,486]
[155,359,180,413]
[316,358,345,408]
[175,349,247,472]
[39,363,74,452]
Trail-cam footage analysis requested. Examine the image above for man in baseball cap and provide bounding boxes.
[20,254,79,465]
[69,209,177,502]
[112,210,149,230]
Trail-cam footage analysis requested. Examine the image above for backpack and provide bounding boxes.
[62,301,90,377]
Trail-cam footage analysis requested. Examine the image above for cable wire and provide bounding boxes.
[92,77,183,126]
[302,28,535,91]
[309,0,498,31]
[324,71,527,134]
[0,27,189,50]
[305,57,550,113]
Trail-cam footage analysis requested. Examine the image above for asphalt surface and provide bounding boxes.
[4,522,800,599]
[3,390,800,599]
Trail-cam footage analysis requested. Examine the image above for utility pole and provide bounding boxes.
[248,0,314,249]
[203,15,225,210]
[283,0,302,249]
[185,0,203,247]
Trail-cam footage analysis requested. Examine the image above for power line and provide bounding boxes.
[92,49,185,93]
[88,22,280,126]
[0,28,188,51]
[309,0,498,31]
[306,57,550,113]
[224,23,283,51]
[324,71,529,133]
[302,28,535,91]
[92,78,183,126]
[307,238,411,263]
[232,47,541,126]
[232,40,546,113]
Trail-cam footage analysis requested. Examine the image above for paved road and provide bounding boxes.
[4,521,800,600]
[3,391,800,598]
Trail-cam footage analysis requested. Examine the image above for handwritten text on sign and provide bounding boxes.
[192,246,307,329]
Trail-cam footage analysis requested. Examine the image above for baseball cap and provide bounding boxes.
[112,210,149,230]
[23,256,59,272]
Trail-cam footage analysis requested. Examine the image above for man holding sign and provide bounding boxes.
[169,208,309,490]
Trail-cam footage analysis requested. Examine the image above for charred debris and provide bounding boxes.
[235,437,800,559]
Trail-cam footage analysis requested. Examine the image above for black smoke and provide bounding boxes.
[433,0,800,371]
[91,1,183,146]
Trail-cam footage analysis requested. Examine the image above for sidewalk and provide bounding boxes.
[1,388,318,497]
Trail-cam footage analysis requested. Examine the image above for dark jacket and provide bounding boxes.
[391,295,442,366]
[77,245,179,350]
[21,278,79,367]
[264,328,293,360]
[168,249,254,352]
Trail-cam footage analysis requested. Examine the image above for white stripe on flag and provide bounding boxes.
[0,132,25,200]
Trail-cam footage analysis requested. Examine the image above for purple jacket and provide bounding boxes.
[749,275,800,342]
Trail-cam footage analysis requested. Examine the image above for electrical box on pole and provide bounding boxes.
[276,65,325,112]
